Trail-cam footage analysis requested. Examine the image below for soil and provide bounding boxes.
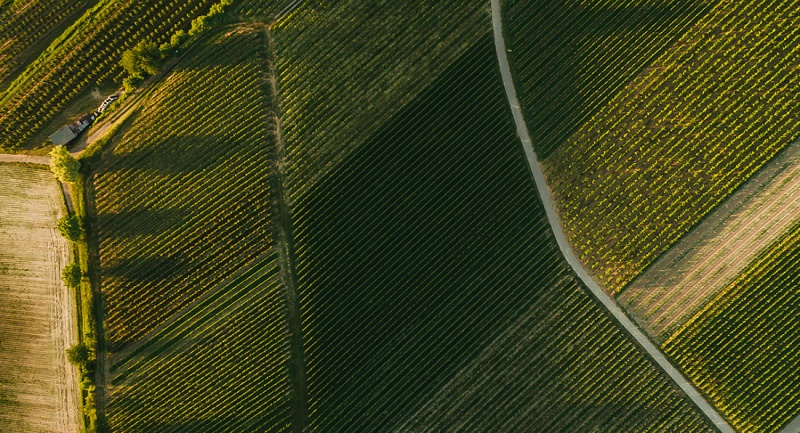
[0,165,80,433]
[618,137,800,341]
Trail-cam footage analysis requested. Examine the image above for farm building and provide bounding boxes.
[49,113,96,145]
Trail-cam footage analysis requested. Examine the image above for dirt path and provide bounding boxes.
[0,153,50,164]
[490,1,733,432]
[619,137,800,340]
[263,26,308,433]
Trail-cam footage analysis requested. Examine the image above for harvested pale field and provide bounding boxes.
[618,137,800,341]
[0,164,80,432]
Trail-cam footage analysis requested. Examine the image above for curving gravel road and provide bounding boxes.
[490,1,735,432]
[780,414,800,433]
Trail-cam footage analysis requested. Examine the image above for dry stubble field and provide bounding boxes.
[0,163,80,432]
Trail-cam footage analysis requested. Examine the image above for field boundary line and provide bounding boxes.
[490,1,734,432]
[263,26,308,433]
[109,249,278,369]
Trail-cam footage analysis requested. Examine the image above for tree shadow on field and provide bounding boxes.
[101,255,188,284]
[506,0,716,158]
[100,135,254,176]
[96,208,191,239]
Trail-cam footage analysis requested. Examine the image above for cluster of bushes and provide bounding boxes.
[67,341,98,433]
[49,145,80,183]
[120,0,234,92]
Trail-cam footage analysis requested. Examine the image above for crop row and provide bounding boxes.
[526,0,800,292]
[0,0,87,85]
[503,0,713,159]
[93,28,292,432]
[288,36,713,431]
[0,0,220,149]
[106,255,293,432]
[663,220,800,433]
[271,0,490,203]
[94,29,276,349]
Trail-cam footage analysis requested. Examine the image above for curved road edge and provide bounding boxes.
[779,414,800,433]
[489,1,734,432]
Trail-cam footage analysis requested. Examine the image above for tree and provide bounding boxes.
[57,215,82,242]
[121,40,161,79]
[49,145,80,183]
[169,30,190,49]
[62,262,81,290]
[66,343,89,366]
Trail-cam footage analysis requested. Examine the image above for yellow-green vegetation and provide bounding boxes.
[509,0,800,293]
[0,164,80,432]
[0,0,223,150]
[0,0,89,88]
[277,3,714,425]
[664,220,800,433]
[272,0,491,202]
[49,146,81,183]
[92,28,294,431]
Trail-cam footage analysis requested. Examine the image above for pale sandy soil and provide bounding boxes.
[618,137,800,341]
[0,164,80,433]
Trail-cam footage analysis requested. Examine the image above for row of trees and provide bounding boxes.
[120,0,234,91]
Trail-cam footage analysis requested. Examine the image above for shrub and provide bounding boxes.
[49,146,80,183]
[66,343,90,366]
[57,215,82,241]
[120,40,162,79]
[62,262,81,289]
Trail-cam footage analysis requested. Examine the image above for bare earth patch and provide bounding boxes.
[0,164,80,432]
[618,137,800,341]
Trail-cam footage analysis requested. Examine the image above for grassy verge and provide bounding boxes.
[69,175,101,432]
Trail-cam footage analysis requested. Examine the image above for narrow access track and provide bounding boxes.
[490,1,734,432]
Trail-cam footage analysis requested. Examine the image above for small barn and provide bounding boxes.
[49,113,96,145]
[49,126,77,146]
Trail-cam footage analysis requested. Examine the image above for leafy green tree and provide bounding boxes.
[188,15,209,36]
[121,40,162,79]
[57,215,82,242]
[170,30,190,48]
[66,343,89,366]
[49,145,80,183]
[62,262,81,290]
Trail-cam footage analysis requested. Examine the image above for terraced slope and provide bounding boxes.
[664,221,800,433]
[0,164,79,433]
[509,0,800,293]
[92,28,294,432]
[288,35,714,432]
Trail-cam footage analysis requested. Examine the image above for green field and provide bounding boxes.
[0,0,222,150]
[271,0,490,202]
[0,164,79,432]
[664,221,800,433]
[6,0,793,431]
[507,0,800,293]
[91,28,293,431]
[0,0,89,89]
[286,33,713,431]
